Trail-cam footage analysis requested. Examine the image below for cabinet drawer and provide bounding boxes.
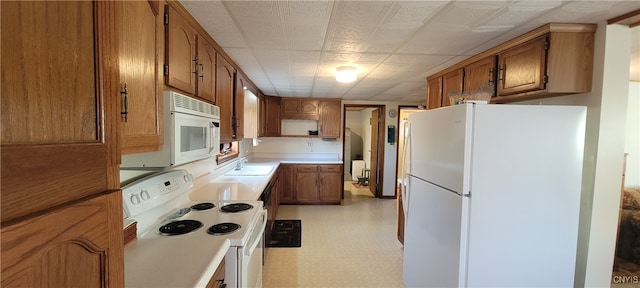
[320,165,341,173]
[296,165,318,172]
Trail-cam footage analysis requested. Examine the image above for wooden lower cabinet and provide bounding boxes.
[279,164,296,204]
[205,258,225,288]
[279,164,342,204]
[1,191,124,288]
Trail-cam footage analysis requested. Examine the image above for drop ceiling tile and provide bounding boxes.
[181,1,248,48]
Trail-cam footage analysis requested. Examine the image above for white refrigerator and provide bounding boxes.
[402,103,586,287]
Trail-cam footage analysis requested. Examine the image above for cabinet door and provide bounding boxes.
[463,56,497,97]
[426,77,442,110]
[196,35,216,103]
[296,165,319,202]
[442,68,463,107]
[257,93,266,137]
[281,99,318,120]
[497,36,547,96]
[318,100,341,138]
[299,100,319,115]
[279,164,295,203]
[264,96,281,137]
[1,191,124,288]
[281,99,300,115]
[1,0,120,222]
[165,5,196,95]
[119,0,163,154]
[234,75,245,140]
[216,54,235,142]
[319,165,342,202]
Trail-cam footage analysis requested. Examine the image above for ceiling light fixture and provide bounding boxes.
[335,66,357,83]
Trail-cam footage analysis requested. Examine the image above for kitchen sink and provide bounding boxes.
[224,165,274,176]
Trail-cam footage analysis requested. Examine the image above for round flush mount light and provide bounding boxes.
[335,66,357,83]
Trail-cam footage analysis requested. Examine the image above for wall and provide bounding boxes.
[625,82,640,186]
[517,22,631,287]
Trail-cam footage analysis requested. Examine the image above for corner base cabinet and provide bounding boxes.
[280,164,342,204]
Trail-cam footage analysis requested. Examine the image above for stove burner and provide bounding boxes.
[208,223,241,235]
[159,220,203,235]
[190,202,215,211]
[220,203,253,213]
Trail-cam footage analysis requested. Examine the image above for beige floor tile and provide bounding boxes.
[263,187,405,288]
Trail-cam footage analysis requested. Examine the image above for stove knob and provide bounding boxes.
[140,190,150,200]
[130,194,141,205]
[183,174,193,183]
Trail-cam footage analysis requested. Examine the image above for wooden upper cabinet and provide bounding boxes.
[119,0,163,154]
[264,96,282,137]
[196,36,217,103]
[426,77,443,110]
[318,100,341,138]
[0,0,120,222]
[426,24,595,104]
[165,5,196,95]
[497,35,547,97]
[442,68,464,107]
[1,191,124,288]
[234,74,245,140]
[281,99,319,120]
[257,93,267,137]
[1,1,123,286]
[464,55,497,96]
[217,54,236,142]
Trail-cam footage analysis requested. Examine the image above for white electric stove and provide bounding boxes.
[123,169,265,288]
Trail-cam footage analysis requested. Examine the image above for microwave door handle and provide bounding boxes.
[209,122,219,154]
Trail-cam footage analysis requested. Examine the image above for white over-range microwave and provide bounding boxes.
[121,91,220,168]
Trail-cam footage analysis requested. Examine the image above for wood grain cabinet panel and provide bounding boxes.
[1,191,124,288]
[234,74,246,140]
[264,96,281,137]
[118,0,163,154]
[426,77,443,110]
[165,5,196,95]
[442,68,464,107]
[295,170,319,203]
[281,99,319,120]
[1,0,120,222]
[217,54,236,142]
[497,36,547,97]
[279,164,295,204]
[196,36,217,103]
[319,165,342,202]
[463,55,497,97]
[318,100,341,138]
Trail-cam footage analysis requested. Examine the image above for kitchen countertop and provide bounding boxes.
[125,236,230,288]
[189,157,342,202]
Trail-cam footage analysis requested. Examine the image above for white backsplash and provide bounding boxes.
[252,137,341,156]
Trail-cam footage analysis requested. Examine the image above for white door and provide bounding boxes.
[408,104,473,195]
[403,176,466,287]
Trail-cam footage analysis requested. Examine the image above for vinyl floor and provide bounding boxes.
[262,182,405,287]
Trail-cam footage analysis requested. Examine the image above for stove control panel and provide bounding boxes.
[122,170,193,218]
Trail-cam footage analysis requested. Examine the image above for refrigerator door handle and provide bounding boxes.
[401,120,411,219]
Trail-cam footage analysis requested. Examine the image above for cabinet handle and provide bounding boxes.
[497,65,505,83]
[193,57,198,75]
[120,83,129,122]
[488,68,494,86]
[199,63,204,80]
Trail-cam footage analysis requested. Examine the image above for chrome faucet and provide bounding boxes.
[235,158,248,170]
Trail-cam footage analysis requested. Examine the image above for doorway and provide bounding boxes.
[343,104,386,198]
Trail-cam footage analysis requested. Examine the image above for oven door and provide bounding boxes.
[172,112,218,166]
[241,209,266,288]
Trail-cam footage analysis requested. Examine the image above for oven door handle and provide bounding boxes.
[245,209,267,257]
